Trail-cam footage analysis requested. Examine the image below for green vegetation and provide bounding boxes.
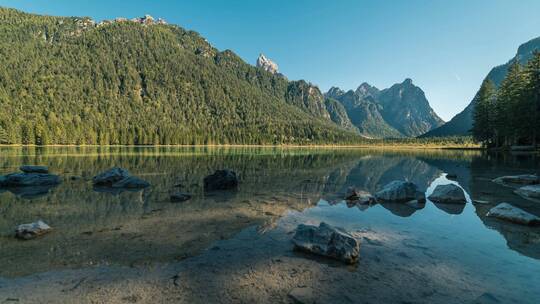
[0,8,364,145]
[472,52,540,148]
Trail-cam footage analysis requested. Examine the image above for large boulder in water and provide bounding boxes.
[345,187,376,204]
[486,203,540,226]
[292,222,360,264]
[92,167,149,189]
[0,172,61,187]
[15,220,52,240]
[204,169,238,191]
[19,165,49,174]
[375,181,425,203]
[428,184,466,204]
[492,174,539,186]
[515,185,540,201]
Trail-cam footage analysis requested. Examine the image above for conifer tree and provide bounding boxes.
[472,79,496,145]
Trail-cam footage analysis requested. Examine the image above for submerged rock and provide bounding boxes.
[515,185,540,201]
[170,192,192,202]
[292,222,360,264]
[204,169,238,191]
[492,174,539,186]
[375,181,425,203]
[0,172,61,187]
[92,167,149,189]
[15,220,52,240]
[486,203,540,226]
[19,165,49,174]
[428,184,466,204]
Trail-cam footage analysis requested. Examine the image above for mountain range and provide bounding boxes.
[421,36,540,138]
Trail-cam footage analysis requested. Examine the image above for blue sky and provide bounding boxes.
[1,0,540,120]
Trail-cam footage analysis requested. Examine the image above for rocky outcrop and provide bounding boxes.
[428,184,466,204]
[375,181,425,203]
[486,203,540,226]
[92,167,149,189]
[493,175,539,186]
[203,170,239,191]
[292,222,360,264]
[515,185,540,201]
[256,54,279,74]
[15,220,52,240]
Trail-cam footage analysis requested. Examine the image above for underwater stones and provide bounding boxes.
[486,203,540,226]
[492,174,539,186]
[203,169,238,191]
[292,222,360,264]
[19,165,49,174]
[514,185,540,201]
[92,167,149,189]
[428,184,466,204]
[15,220,52,240]
[170,192,192,202]
[0,172,61,187]
[375,181,425,203]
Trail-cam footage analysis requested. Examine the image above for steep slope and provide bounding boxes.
[421,36,540,137]
[326,80,443,138]
[326,89,403,138]
[378,79,445,137]
[0,7,360,145]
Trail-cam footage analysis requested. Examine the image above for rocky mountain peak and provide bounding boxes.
[402,78,413,85]
[326,87,345,99]
[256,53,279,74]
[355,82,380,98]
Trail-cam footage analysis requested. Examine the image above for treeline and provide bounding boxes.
[473,52,540,148]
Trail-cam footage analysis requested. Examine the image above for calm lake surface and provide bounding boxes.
[1,147,539,302]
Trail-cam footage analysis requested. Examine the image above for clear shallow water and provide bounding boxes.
[0,147,539,302]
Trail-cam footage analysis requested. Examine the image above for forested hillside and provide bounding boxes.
[0,8,361,145]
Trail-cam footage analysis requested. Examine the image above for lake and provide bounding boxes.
[0,147,539,303]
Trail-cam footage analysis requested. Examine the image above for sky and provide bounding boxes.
[1,0,540,120]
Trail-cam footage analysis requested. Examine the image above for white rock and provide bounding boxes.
[256,53,279,74]
[428,184,466,204]
[375,180,425,203]
[15,220,52,240]
[486,203,540,226]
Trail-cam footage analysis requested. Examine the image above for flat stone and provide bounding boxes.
[0,173,61,187]
[110,176,150,189]
[375,180,425,203]
[292,222,360,264]
[515,185,540,201]
[486,203,540,226]
[19,165,49,174]
[493,174,539,186]
[15,220,52,240]
[428,184,466,204]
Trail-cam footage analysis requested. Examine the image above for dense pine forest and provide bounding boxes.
[0,8,366,145]
[472,52,540,148]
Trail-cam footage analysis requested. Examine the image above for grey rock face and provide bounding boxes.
[256,53,278,74]
[486,203,540,226]
[15,220,52,240]
[92,167,149,189]
[0,172,61,187]
[204,170,238,191]
[493,174,539,186]
[515,185,540,201]
[170,192,192,202]
[428,184,466,204]
[292,222,360,264]
[375,180,425,203]
[19,165,49,174]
